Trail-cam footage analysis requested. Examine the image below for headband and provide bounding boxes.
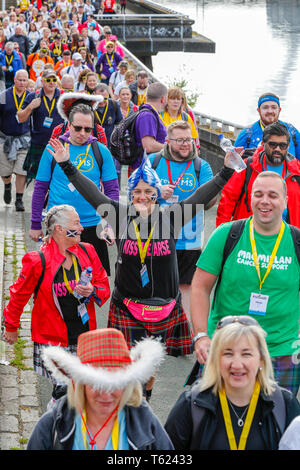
[258,95,280,108]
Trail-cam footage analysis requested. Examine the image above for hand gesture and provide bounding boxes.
[48,138,70,162]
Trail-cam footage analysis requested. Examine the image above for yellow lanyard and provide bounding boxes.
[137,87,147,106]
[6,54,13,66]
[149,104,167,128]
[62,255,80,294]
[132,220,156,265]
[81,409,119,450]
[219,380,260,450]
[249,218,285,290]
[259,120,265,131]
[53,44,62,56]
[64,143,91,169]
[95,100,109,125]
[105,52,114,67]
[43,96,56,117]
[12,86,26,111]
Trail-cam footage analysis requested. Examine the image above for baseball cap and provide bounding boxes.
[72,52,82,60]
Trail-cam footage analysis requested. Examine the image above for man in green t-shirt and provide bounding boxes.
[191,170,300,395]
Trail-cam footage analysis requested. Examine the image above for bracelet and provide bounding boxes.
[192,332,209,347]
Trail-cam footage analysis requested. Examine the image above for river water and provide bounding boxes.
[152,0,300,129]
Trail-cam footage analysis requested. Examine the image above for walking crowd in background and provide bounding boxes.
[1,0,300,453]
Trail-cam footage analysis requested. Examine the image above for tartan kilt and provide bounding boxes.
[272,355,300,397]
[107,299,193,357]
[23,143,45,179]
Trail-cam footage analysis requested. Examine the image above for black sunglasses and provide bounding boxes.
[71,124,93,133]
[266,141,289,150]
[216,315,259,329]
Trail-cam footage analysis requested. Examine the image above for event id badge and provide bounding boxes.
[248,292,269,316]
[78,302,89,324]
[140,264,150,287]
[166,194,179,204]
[68,182,76,192]
[43,117,53,128]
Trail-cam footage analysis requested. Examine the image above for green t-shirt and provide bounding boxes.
[197,219,300,357]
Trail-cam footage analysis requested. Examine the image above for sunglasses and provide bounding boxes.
[43,77,58,83]
[71,123,93,133]
[216,315,259,329]
[266,141,289,150]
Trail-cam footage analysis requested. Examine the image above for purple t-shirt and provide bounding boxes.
[135,104,167,147]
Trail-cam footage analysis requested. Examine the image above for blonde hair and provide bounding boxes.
[67,380,143,413]
[200,321,276,396]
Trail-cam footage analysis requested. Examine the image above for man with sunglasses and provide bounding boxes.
[217,122,300,228]
[191,167,300,396]
[17,69,63,180]
[234,93,300,160]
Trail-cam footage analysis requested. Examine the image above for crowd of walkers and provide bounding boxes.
[1,0,300,453]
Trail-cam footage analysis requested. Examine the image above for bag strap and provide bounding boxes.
[90,140,103,174]
[190,381,205,448]
[34,251,46,298]
[270,385,286,435]
[289,224,300,266]
[212,219,247,309]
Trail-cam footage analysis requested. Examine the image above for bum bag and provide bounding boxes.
[123,296,177,322]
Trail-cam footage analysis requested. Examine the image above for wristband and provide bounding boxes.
[192,332,208,347]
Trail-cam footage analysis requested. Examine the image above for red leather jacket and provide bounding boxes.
[3,239,110,346]
[216,146,300,228]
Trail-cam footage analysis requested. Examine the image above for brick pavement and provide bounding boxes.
[0,208,41,450]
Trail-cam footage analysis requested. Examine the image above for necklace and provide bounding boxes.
[227,400,249,427]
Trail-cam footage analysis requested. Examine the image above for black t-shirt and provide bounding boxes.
[115,207,179,300]
[209,398,266,450]
[53,263,89,345]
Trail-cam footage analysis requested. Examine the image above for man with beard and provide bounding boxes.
[148,120,215,322]
[234,93,300,160]
[216,121,300,228]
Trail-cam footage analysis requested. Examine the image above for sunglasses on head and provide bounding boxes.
[266,141,289,150]
[216,315,259,330]
[71,123,93,133]
[43,77,57,83]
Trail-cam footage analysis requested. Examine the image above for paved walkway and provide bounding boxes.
[0,196,41,450]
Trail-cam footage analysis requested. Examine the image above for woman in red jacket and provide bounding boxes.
[3,204,110,406]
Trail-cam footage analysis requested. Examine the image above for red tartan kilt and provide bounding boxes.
[107,299,193,357]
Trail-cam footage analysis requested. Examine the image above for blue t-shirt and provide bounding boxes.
[72,408,129,450]
[0,86,30,136]
[36,141,117,227]
[148,154,213,249]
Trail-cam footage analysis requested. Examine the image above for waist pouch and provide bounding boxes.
[123,296,177,322]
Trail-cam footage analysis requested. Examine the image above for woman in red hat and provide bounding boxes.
[27,328,173,450]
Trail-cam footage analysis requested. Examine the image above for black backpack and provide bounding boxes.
[110,105,160,165]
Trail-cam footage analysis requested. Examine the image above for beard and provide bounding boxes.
[171,148,195,162]
[266,151,285,165]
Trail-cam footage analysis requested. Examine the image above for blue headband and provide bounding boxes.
[258,95,280,108]
[128,154,162,200]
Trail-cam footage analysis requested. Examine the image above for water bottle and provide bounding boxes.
[218,134,246,172]
[73,267,93,299]
[124,130,131,159]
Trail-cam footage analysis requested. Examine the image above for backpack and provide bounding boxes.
[245,123,298,149]
[151,153,202,182]
[110,104,160,165]
[190,380,287,448]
